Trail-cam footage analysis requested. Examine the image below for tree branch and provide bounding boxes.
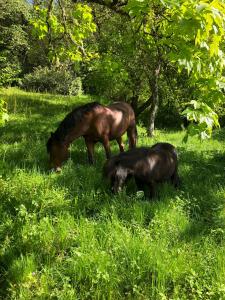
[46,0,54,47]
[58,0,86,56]
[136,95,153,116]
[71,0,130,17]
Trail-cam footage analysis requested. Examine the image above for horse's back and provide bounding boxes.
[151,142,178,159]
[146,150,177,180]
[91,102,135,139]
[108,102,135,118]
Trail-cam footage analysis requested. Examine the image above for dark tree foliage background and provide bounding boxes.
[0,0,225,136]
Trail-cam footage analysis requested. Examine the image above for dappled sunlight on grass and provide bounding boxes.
[1,88,225,298]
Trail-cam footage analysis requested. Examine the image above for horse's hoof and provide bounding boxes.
[136,190,144,198]
[56,167,62,173]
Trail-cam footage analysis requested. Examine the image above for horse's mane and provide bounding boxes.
[53,101,102,143]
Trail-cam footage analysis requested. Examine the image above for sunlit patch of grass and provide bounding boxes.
[0,88,225,299]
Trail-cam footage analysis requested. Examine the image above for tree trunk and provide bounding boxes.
[130,76,141,115]
[148,60,161,137]
[131,95,138,114]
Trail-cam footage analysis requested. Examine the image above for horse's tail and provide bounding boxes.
[127,120,137,148]
[134,123,138,143]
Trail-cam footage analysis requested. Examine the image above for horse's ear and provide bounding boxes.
[51,132,54,138]
[127,168,134,175]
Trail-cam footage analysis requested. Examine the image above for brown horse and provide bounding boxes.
[46,101,137,171]
[103,142,180,197]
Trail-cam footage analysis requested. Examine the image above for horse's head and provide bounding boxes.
[103,157,130,193]
[112,166,129,193]
[46,132,69,171]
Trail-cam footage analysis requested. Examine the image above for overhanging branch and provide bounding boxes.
[58,0,86,56]
[136,95,153,116]
[46,0,54,46]
[71,0,129,17]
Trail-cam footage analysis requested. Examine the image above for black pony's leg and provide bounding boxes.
[116,136,125,153]
[127,121,137,149]
[135,177,145,191]
[147,181,155,198]
[84,138,95,164]
[135,178,155,198]
[102,135,111,159]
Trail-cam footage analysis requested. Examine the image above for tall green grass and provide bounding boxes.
[0,88,225,299]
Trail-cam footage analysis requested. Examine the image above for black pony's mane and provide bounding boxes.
[48,102,102,148]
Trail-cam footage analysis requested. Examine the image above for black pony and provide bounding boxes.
[103,142,180,197]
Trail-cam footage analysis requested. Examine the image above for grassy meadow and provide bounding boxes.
[1,88,225,299]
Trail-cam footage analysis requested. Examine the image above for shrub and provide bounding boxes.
[22,66,82,95]
[69,77,83,96]
[0,98,9,126]
[0,54,22,87]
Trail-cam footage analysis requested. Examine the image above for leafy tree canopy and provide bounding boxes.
[2,0,225,138]
[81,0,225,138]
[0,0,29,86]
[30,1,97,64]
[122,0,225,138]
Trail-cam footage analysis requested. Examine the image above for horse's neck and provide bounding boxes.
[64,125,87,146]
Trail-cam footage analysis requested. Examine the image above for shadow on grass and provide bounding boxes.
[45,140,225,238]
[1,90,225,242]
[1,125,225,224]
[1,124,225,299]
[175,146,225,242]
[0,93,88,146]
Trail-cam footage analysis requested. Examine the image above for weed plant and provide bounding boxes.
[0,88,225,299]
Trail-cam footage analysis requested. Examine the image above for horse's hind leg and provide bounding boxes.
[171,168,181,188]
[144,180,156,198]
[136,177,155,198]
[116,136,125,153]
[84,138,95,164]
[127,122,137,149]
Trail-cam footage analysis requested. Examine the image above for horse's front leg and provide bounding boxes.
[84,138,95,164]
[135,177,145,191]
[116,136,125,153]
[171,169,181,188]
[102,135,111,159]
